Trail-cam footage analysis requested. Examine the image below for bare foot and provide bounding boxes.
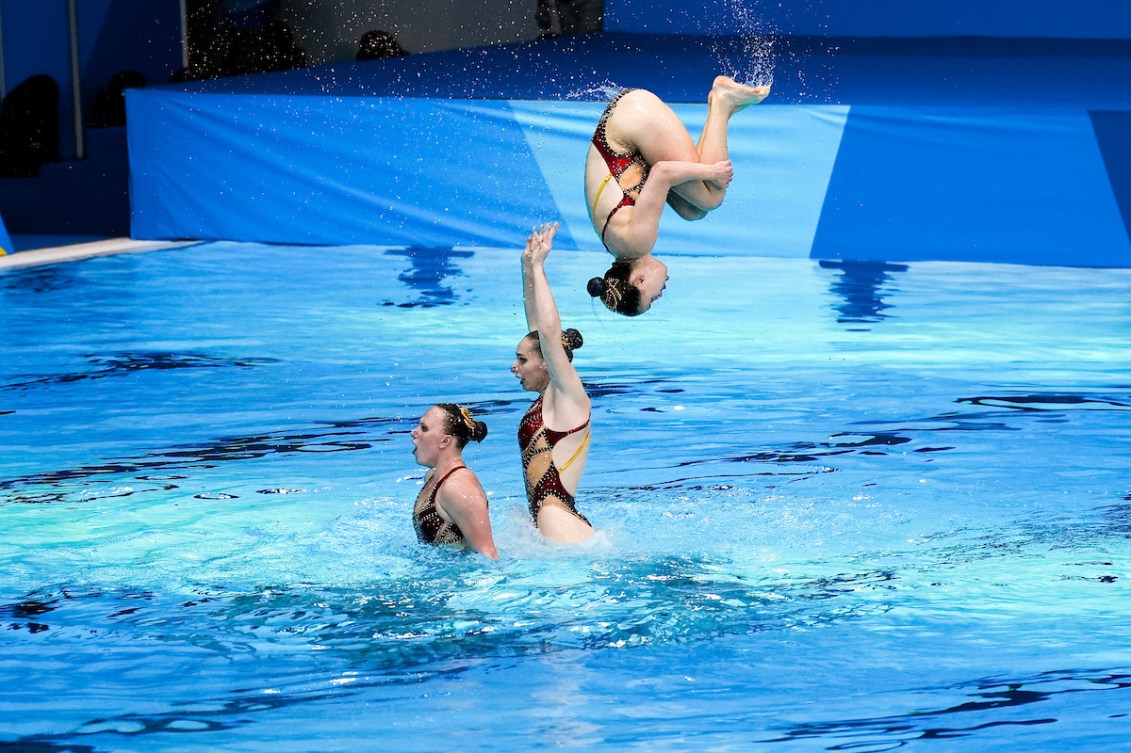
[711,75,770,114]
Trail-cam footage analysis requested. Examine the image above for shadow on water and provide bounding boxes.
[4,566,1131,750]
[1,557,898,649]
[818,259,909,330]
[0,742,100,753]
[628,386,1130,491]
[0,556,900,746]
[3,379,1128,505]
[0,417,399,504]
[380,246,474,308]
[0,393,524,505]
[958,394,1131,412]
[0,263,85,295]
[762,668,1131,750]
[1,351,280,392]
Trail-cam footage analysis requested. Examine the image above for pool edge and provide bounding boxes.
[0,238,197,270]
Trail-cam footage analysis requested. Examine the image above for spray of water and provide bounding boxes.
[708,0,778,89]
[563,79,624,101]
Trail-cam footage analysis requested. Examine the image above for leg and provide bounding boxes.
[693,76,771,167]
[609,81,768,213]
[612,159,731,257]
[666,190,708,221]
[537,505,594,543]
[673,77,770,208]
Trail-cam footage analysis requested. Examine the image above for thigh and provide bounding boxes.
[666,190,708,221]
[607,89,701,167]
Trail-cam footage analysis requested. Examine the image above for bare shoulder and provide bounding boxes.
[438,467,488,508]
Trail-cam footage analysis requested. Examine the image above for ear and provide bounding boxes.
[438,434,453,449]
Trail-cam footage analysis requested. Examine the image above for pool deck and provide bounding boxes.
[0,238,191,270]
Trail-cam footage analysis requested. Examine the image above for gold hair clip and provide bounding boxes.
[458,406,476,429]
[606,281,623,309]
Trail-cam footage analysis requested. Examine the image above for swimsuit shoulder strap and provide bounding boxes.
[430,465,468,502]
[558,426,591,474]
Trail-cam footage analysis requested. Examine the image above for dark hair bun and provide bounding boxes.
[562,328,583,351]
[586,277,606,297]
[470,421,488,443]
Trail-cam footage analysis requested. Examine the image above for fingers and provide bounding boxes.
[711,160,733,187]
[526,222,560,252]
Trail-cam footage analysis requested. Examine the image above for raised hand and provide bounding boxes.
[523,221,559,266]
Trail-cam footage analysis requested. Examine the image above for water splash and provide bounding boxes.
[706,0,778,88]
[563,79,624,101]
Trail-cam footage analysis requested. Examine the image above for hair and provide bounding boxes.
[587,261,643,317]
[524,327,584,362]
[436,403,488,448]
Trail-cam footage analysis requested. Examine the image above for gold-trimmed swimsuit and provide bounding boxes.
[518,396,591,526]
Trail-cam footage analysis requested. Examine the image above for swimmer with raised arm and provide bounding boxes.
[411,403,499,559]
[513,222,595,543]
[585,76,770,316]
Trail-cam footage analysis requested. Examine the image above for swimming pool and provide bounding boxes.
[2,241,1129,751]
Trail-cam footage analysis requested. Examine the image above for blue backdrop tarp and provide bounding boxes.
[0,210,12,255]
[129,93,562,248]
[127,31,1131,266]
[129,91,848,256]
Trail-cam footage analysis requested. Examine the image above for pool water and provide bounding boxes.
[2,241,1129,751]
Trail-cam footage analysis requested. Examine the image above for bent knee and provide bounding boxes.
[671,202,708,221]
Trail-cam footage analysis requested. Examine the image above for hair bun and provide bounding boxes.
[471,421,488,443]
[562,327,584,351]
[586,277,606,297]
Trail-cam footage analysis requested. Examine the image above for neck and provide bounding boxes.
[432,455,463,475]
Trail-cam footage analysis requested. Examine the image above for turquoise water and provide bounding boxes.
[2,242,1129,751]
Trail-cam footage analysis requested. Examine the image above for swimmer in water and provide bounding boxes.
[513,222,595,543]
[585,76,770,316]
[410,403,499,559]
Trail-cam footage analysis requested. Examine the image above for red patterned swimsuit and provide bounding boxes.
[412,465,470,546]
[518,396,591,526]
[591,89,648,249]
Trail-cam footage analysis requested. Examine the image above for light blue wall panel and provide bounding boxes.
[128,91,561,246]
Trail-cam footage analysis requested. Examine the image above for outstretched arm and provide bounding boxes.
[522,223,588,410]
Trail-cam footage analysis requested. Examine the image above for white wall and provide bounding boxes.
[277,0,542,65]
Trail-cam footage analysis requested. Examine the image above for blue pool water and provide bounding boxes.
[2,241,1129,751]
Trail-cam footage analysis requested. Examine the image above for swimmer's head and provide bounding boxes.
[412,404,485,466]
[512,329,583,392]
[588,256,669,316]
[435,403,488,448]
[520,328,583,362]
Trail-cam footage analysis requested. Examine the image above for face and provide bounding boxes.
[511,336,549,393]
[632,256,669,312]
[410,406,453,468]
